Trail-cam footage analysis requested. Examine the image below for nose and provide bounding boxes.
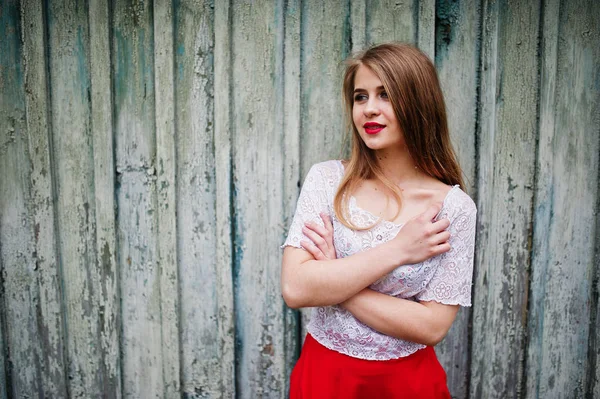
[363,97,380,117]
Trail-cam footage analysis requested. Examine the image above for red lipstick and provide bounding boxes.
[363,122,385,135]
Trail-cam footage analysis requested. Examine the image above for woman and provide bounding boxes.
[281,42,476,398]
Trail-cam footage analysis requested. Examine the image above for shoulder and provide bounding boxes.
[305,160,344,185]
[441,186,477,222]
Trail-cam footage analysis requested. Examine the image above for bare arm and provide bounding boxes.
[281,204,450,308]
[340,289,459,346]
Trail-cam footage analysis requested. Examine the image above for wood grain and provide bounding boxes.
[526,0,600,397]
[112,0,163,396]
[230,0,289,396]
[0,2,598,398]
[88,0,122,396]
[471,0,540,397]
[214,0,236,396]
[1,1,44,396]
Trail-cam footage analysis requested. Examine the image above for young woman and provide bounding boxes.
[281,42,476,398]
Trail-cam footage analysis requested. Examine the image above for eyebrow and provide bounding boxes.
[353,86,385,93]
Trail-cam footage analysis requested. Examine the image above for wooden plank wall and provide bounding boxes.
[0,0,598,398]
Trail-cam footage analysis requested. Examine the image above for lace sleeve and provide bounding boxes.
[415,192,477,306]
[281,163,332,249]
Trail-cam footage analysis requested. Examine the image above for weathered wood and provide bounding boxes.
[0,290,6,399]
[2,2,600,398]
[471,0,540,397]
[20,0,70,396]
[350,0,366,51]
[417,0,435,58]
[593,231,600,398]
[153,2,180,397]
[214,0,236,396]
[0,306,5,399]
[112,0,163,396]
[230,1,290,396]
[433,1,481,397]
[282,0,302,393]
[88,0,122,396]
[525,0,600,397]
[0,3,43,397]
[174,0,223,396]
[46,1,117,395]
[366,0,416,45]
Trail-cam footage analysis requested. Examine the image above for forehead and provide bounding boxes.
[354,64,382,90]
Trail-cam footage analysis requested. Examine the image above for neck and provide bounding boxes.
[374,146,421,184]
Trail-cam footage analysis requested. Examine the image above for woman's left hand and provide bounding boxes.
[300,213,337,260]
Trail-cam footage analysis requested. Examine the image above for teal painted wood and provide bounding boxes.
[0,1,44,397]
[0,309,5,399]
[112,0,164,396]
[526,0,600,397]
[173,0,223,395]
[214,0,236,396]
[366,0,416,45]
[88,0,122,396]
[2,2,600,398]
[434,1,481,397]
[417,0,435,59]
[20,0,70,396]
[282,0,302,393]
[471,0,541,397]
[230,1,291,396]
[153,1,181,397]
[46,1,118,395]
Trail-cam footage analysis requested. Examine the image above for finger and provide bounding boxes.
[320,213,334,232]
[300,240,327,260]
[433,242,451,255]
[305,221,330,242]
[431,217,450,232]
[431,230,451,245]
[302,226,329,251]
[420,202,443,222]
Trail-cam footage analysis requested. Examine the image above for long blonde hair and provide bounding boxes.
[334,42,464,229]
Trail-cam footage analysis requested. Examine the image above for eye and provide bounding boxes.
[380,91,389,100]
[354,93,367,102]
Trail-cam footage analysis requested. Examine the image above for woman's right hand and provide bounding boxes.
[391,203,451,265]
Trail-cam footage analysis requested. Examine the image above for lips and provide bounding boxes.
[363,122,385,135]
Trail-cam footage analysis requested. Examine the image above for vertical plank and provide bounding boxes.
[214,0,236,395]
[365,0,416,45]
[20,0,69,396]
[350,0,366,52]
[470,0,540,397]
[301,0,351,175]
[0,296,6,399]
[174,0,222,395]
[153,1,180,397]
[112,0,163,396]
[282,0,302,392]
[526,0,600,397]
[0,1,42,396]
[417,0,435,58]
[433,1,481,397]
[46,0,117,395]
[593,223,600,398]
[230,0,289,396]
[88,0,122,396]
[299,0,351,342]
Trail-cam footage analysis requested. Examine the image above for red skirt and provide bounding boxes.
[290,333,451,398]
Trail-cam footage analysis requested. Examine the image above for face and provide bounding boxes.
[352,64,404,151]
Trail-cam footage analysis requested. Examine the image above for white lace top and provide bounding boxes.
[282,160,477,360]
